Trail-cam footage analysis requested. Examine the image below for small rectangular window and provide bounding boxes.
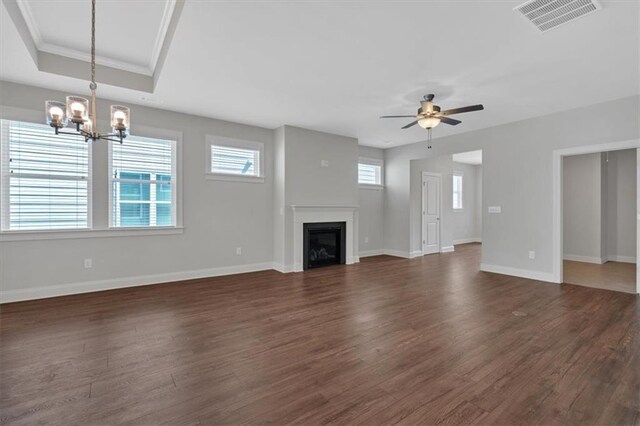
[211,145,259,177]
[206,136,264,182]
[358,158,383,186]
[1,120,91,231]
[109,135,176,228]
[453,173,463,210]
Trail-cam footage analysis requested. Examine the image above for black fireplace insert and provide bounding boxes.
[303,222,346,270]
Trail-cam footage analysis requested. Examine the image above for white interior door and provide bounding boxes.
[422,173,441,255]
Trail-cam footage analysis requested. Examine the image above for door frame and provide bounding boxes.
[552,138,640,294]
[422,172,443,255]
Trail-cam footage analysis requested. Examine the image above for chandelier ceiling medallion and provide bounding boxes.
[45,0,130,143]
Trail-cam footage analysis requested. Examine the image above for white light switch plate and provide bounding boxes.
[488,206,501,214]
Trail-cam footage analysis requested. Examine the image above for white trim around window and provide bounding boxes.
[358,157,384,189]
[205,135,265,183]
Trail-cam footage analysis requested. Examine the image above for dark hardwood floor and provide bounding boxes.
[1,243,639,425]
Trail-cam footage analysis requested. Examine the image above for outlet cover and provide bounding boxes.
[236,247,242,255]
[84,258,93,268]
[528,251,535,260]
[488,206,502,214]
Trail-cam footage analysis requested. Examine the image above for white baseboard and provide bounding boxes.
[359,249,384,258]
[563,254,604,264]
[481,263,558,283]
[1,262,275,304]
[382,249,411,258]
[410,250,423,258]
[453,238,482,245]
[606,255,637,264]
[441,246,455,253]
[272,263,293,273]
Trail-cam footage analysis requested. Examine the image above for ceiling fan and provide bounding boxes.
[380,94,484,131]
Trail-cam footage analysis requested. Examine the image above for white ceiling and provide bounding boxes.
[1,0,638,148]
[453,150,482,165]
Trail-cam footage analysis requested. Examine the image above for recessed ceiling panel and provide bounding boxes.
[17,0,176,75]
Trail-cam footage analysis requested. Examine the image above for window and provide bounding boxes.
[453,173,463,210]
[206,136,264,182]
[358,158,383,186]
[109,135,176,228]
[1,120,90,231]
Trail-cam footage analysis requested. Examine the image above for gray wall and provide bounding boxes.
[0,82,378,300]
[606,149,637,261]
[272,125,360,270]
[1,81,275,296]
[358,146,384,255]
[563,153,604,261]
[384,95,639,278]
[562,149,637,263]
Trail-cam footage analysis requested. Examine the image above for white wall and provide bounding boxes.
[452,162,481,244]
[563,153,604,262]
[358,146,384,256]
[606,149,637,262]
[384,95,640,281]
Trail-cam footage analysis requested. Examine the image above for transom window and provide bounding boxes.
[109,135,176,228]
[453,172,463,210]
[206,136,264,182]
[358,158,383,186]
[1,120,90,231]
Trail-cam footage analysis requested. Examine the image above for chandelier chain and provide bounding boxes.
[91,0,96,84]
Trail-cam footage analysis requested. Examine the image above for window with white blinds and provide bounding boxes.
[109,135,176,228]
[0,120,90,231]
[211,145,260,177]
[358,158,383,186]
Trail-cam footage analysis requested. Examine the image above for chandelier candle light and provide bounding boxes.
[45,0,130,143]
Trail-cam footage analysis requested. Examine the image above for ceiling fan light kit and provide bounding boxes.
[45,0,131,144]
[380,94,484,149]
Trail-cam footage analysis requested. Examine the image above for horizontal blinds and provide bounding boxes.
[4,120,89,230]
[211,145,257,176]
[111,135,173,178]
[110,135,175,228]
[358,163,380,185]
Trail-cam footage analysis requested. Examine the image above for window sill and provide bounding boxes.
[0,226,184,242]
[358,184,384,190]
[205,173,265,183]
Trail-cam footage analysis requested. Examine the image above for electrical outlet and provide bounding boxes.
[84,258,93,268]
[236,247,242,255]
[365,237,369,244]
[321,160,329,167]
[529,251,535,260]
[488,206,501,214]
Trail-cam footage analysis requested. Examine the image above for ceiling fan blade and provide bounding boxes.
[380,115,416,118]
[440,104,484,116]
[402,120,418,129]
[439,116,461,126]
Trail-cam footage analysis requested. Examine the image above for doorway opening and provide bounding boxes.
[553,140,639,294]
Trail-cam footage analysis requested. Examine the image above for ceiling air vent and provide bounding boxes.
[514,0,602,32]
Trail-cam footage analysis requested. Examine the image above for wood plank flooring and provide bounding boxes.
[1,243,639,425]
[564,259,636,294]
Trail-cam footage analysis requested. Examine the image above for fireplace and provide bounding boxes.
[303,222,346,270]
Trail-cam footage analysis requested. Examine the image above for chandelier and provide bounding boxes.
[45,0,130,143]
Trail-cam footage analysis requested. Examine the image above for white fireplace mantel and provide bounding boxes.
[290,205,359,272]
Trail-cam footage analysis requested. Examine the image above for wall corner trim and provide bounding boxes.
[440,246,455,253]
